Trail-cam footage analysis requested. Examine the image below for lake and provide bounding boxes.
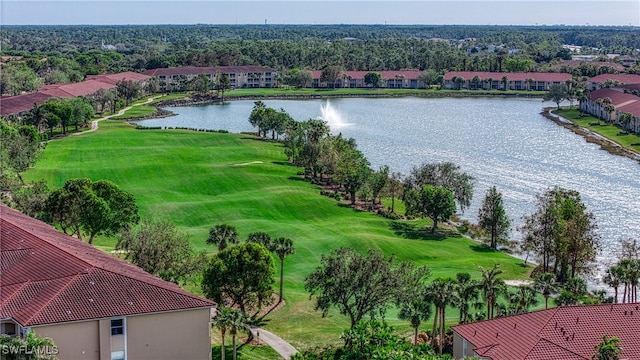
[137,96,640,284]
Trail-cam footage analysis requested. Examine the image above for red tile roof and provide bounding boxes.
[86,71,150,85]
[0,203,214,327]
[0,93,52,116]
[588,88,640,109]
[588,74,640,85]
[452,303,640,360]
[1,71,150,116]
[39,80,116,97]
[143,66,275,77]
[311,70,424,80]
[444,71,572,82]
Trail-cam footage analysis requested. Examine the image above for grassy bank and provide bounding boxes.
[553,108,640,154]
[24,120,532,350]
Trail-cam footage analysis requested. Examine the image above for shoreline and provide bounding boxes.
[540,108,640,164]
[138,93,640,166]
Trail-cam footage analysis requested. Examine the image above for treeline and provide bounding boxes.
[2,25,639,96]
[2,24,639,52]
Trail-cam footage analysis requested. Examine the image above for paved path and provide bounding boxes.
[251,326,298,359]
[72,96,161,136]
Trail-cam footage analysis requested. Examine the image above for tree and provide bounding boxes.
[405,184,456,233]
[320,65,343,88]
[295,69,313,88]
[202,242,275,312]
[334,146,370,205]
[246,232,273,249]
[211,307,236,360]
[44,178,139,244]
[0,123,42,183]
[501,75,509,90]
[191,73,211,95]
[533,272,558,309]
[0,330,58,360]
[382,171,404,213]
[116,219,204,284]
[452,272,479,324]
[365,165,389,206]
[477,186,511,250]
[272,237,295,302]
[364,72,382,88]
[216,72,231,101]
[248,100,267,136]
[228,309,252,360]
[593,335,622,360]
[478,264,505,320]
[506,285,539,315]
[207,223,239,251]
[10,179,50,219]
[304,248,410,328]
[116,79,142,106]
[520,187,600,282]
[426,277,455,353]
[396,264,431,345]
[406,162,474,213]
[544,83,569,110]
[603,264,622,303]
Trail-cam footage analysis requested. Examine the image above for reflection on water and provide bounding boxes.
[137,97,640,286]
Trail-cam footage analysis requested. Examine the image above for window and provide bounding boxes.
[111,350,125,360]
[111,319,124,336]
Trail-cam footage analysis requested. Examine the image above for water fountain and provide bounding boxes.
[319,100,351,131]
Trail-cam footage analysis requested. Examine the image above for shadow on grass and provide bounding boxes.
[389,221,451,241]
[212,343,261,360]
[470,244,496,253]
[337,202,365,212]
[272,161,297,167]
[287,176,308,182]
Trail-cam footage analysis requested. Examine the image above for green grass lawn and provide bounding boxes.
[24,120,533,350]
[554,108,640,152]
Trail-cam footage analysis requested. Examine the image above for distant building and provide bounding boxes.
[587,74,640,91]
[443,71,572,91]
[452,303,640,360]
[0,71,150,117]
[0,203,215,360]
[143,66,276,90]
[580,87,640,133]
[310,70,426,89]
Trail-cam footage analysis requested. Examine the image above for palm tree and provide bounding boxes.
[471,75,481,90]
[228,309,252,360]
[207,224,239,251]
[212,307,236,360]
[592,335,622,360]
[453,272,479,324]
[485,77,494,90]
[509,285,539,314]
[398,298,432,345]
[426,278,455,354]
[271,237,295,302]
[501,75,509,90]
[478,264,505,319]
[246,232,273,248]
[603,265,622,303]
[525,78,534,91]
[603,104,616,122]
[534,272,558,309]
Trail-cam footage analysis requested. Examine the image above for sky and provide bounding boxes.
[1,0,639,26]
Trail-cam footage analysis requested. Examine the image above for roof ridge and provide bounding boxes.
[1,217,95,271]
[92,266,213,305]
[527,337,590,360]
